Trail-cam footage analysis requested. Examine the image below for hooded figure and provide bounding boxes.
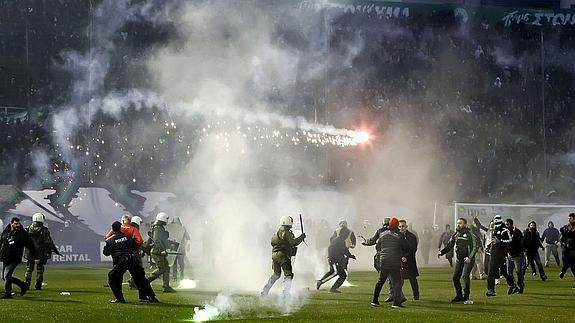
[522,221,547,281]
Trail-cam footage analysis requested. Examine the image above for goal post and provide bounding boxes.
[453,202,575,230]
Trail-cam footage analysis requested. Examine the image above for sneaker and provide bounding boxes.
[163,287,176,293]
[20,283,29,296]
[486,291,497,297]
[451,296,464,303]
[541,275,548,281]
[495,279,500,285]
[370,300,380,307]
[110,299,126,303]
[517,287,524,294]
[413,295,420,300]
[560,272,565,279]
[35,283,42,291]
[462,295,469,302]
[384,297,393,303]
[463,300,474,305]
[316,280,322,290]
[400,297,407,304]
[329,289,341,293]
[507,286,518,295]
[532,272,537,277]
[391,304,405,309]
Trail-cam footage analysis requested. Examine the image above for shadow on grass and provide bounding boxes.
[23,298,83,304]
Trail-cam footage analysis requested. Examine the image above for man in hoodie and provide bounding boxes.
[369,218,409,309]
[0,217,35,298]
[505,219,525,294]
[541,221,561,267]
[24,213,62,290]
[316,220,356,293]
[473,217,494,280]
[438,218,476,303]
[486,215,515,297]
[523,221,547,281]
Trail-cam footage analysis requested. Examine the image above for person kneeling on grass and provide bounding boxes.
[438,217,477,303]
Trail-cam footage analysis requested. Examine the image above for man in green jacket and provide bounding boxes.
[438,218,477,303]
[261,216,306,299]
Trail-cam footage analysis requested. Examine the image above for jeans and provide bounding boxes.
[2,262,26,297]
[561,248,575,276]
[453,258,474,298]
[373,267,403,306]
[525,249,546,278]
[545,245,560,266]
[507,254,525,290]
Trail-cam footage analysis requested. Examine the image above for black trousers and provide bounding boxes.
[561,248,575,276]
[487,255,514,292]
[109,254,156,301]
[2,262,26,297]
[373,267,403,306]
[318,259,347,291]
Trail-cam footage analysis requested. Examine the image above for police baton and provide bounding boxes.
[300,213,308,246]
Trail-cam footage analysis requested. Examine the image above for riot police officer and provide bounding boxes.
[103,221,158,303]
[261,215,306,299]
[146,212,175,292]
[24,213,62,290]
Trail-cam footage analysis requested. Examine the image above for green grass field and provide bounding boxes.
[1,264,572,322]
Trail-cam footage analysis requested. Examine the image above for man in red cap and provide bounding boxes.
[367,217,409,308]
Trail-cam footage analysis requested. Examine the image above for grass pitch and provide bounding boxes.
[1,264,572,322]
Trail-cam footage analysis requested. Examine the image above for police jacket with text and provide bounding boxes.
[103,231,137,261]
[439,227,477,261]
[507,228,524,257]
[375,228,408,270]
[0,226,35,264]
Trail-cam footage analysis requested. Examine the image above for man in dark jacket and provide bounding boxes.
[104,221,158,303]
[369,218,408,309]
[523,221,547,281]
[505,219,524,294]
[541,221,561,267]
[486,215,515,297]
[0,217,35,298]
[559,213,575,280]
[438,218,476,302]
[24,213,62,290]
[361,217,390,273]
[316,220,356,293]
[438,224,455,267]
[399,220,419,300]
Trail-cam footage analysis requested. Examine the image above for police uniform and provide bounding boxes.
[24,222,60,290]
[103,231,156,302]
[261,225,305,298]
[146,221,173,292]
